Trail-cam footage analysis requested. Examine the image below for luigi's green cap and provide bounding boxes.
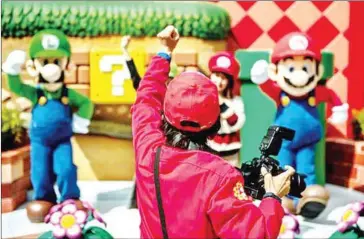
[29,29,71,59]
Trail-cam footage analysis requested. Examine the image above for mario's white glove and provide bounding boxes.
[2,50,26,76]
[251,59,269,85]
[328,103,349,124]
[72,114,91,134]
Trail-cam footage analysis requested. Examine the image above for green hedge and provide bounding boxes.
[1,1,231,40]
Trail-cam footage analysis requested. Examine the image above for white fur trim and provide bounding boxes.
[216,56,231,68]
[289,35,308,50]
[218,97,246,134]
[207,140,242,152]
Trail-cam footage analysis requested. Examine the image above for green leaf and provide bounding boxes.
[37,231,55,239]
[83,227,114,239]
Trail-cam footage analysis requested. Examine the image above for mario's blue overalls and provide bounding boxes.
[274,90,322,188]
[29,86,80,203]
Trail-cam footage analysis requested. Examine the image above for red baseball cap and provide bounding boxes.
[271,32,321,64]
[208,52,240,80]
[164,72,220,133]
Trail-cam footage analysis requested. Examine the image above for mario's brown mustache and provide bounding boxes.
[284,75,315,89]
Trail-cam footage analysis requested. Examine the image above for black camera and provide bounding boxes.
[238,126,307,200]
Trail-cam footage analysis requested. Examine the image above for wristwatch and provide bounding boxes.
[263,192,282,204]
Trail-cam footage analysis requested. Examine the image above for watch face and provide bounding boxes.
[220,103,228,113]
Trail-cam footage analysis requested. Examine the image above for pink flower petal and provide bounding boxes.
[93,210,105,224]
[62,204,77,214]
[82,201,95,211]
[279,230,295,239]
[44,214,51,224]
[337,222,349,233]
[66,225,82,239]
[62,199,77,206]
[52,225,66,239]
[49,204,62,214]
[351,202,364,212]
[50,211,63,225]
[74,210,87,224]
[282,216,298,231]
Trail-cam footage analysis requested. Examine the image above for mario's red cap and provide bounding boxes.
[271,32,321,64]
[208,52,240,80]
[164,72,220,132]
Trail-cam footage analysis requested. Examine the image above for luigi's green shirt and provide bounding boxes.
[7,75,94,120]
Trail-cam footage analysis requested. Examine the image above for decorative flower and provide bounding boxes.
[337,201,364,233]
[278,209,300,239]
[44,200,106,239]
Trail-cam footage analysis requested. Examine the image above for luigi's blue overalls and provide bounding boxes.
[30,86,80,203]
[274,90,322,188]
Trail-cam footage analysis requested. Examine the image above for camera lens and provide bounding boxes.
[288,173,306,198]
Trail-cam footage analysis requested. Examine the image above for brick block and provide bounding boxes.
[2,145,30,184]
[64,67,77,84]
[2,190,27,213]
[23,155,30,173]
[67,84,90,97]
[77,66,90,84]
[355,165,364,183]
[326,138,364,166]
[72,49,90,65]
[2,173,31,198]
[173,52,198,66]
[185,66,199,72]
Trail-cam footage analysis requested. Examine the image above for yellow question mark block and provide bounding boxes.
[90,47,146,104]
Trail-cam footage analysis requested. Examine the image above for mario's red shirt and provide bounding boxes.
[132,55,285,239]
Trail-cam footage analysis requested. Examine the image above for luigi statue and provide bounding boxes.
[2,29,94,223]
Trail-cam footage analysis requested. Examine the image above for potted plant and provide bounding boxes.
[1,104,31,213]
[326,108,364,193]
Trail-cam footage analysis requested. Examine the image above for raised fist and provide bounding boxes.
[157,25,180,53]
[2,50,26,75]
[251,59,270,85]
[121,35,131,50]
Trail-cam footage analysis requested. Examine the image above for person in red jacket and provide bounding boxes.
[132,25,295,239]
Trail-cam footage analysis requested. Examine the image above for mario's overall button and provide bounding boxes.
[281,96,290,107]
[61,96,69,105]
[308,96,316,107]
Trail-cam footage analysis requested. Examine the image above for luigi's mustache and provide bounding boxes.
[284,75,315,89]
[38,71,65,84]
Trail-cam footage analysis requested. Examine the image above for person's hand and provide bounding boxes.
[262,166,295,198]
[2,50,26,76]
[157,25,180,54]
[251,59,269,85]
[121,35,131,50]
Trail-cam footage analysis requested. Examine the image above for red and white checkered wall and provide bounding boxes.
[215,1,364,137]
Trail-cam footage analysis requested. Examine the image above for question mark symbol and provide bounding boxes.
[99,55,131,96]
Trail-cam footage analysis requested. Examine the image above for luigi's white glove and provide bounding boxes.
[72,114,91,134]
[2,50,26,76]
[328,103,349,124]
[251,59,270,85]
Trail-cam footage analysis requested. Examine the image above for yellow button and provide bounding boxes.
[308,96,316,107]
[38,96,47,106]
[281,96,290,107]
[61,96,69,105]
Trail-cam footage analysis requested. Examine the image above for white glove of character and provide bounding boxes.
[328,103,349,124]
[251,59,270,85]
[72,114,91,134]
[2,50,26,75]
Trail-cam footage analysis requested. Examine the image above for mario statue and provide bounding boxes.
[207,52,245,167]
[2,29,94,223]
[250,32,348,218]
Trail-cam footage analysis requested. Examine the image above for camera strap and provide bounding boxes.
[154,146,169,239]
